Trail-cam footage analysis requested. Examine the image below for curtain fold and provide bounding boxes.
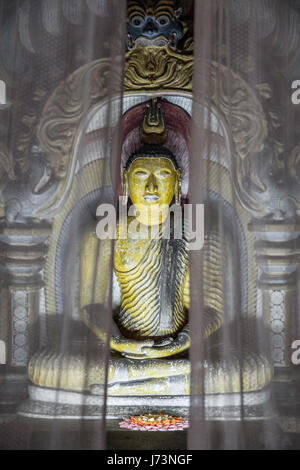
[188,0,293,450]
[0,0,126,450]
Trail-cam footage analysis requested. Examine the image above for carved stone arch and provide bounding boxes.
[36,50,270,220]
[33,51,268,329]
[40,90,258,327]
[35,57,122,218]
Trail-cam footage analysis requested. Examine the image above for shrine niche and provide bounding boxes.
[0,0,300,451]
[17,0,273,419]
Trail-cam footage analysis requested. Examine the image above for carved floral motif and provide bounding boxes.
[125,46,193,91]
[37,59,113,175]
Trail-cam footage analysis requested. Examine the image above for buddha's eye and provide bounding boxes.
[156,170,171,178]
[131,15,144,26]
[156,15,170,26]
[134,170,148,177]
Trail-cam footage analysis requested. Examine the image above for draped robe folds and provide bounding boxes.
[114,234,189,340]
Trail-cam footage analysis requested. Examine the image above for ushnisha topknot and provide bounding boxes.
[124,144,180,171]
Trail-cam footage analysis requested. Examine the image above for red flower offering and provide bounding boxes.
[119,413,189,431]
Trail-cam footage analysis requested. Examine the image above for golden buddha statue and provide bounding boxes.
[28,100,272,398]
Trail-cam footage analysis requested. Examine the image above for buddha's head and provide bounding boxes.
[123,144,181,225]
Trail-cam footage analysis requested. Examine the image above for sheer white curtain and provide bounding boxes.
[0,0,126,450]
[0,0,299,451]
[188,0,297,450]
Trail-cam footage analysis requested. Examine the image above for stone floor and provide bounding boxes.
[0,414,299,449]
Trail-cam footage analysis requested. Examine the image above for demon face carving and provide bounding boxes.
[126,0,192,50]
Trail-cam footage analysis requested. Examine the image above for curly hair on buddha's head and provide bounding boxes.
[124,144,179,171]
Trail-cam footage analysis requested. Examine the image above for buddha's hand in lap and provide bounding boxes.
[111,336,155,358]
[124,332,190,359]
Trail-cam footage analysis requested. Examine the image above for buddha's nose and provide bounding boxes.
[143,18,158,36]
[146,174,158,192]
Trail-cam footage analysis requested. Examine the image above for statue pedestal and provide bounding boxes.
[17,384,274,421]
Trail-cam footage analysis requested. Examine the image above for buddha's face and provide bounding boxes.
[126,157,178,206]
[124,157,180,226]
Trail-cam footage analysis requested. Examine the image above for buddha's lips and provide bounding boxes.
[143,195,159,202]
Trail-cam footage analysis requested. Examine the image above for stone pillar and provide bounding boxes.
[0,221,51,408]
[249,220,300,402]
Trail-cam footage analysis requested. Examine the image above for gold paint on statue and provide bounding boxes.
[128,0,176,22]
[140,99,168,144]
[123,157,180,226]
[28,346,271,395]
[28,103,272,395]
[78,147,226,370]
[125,47,193,92]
